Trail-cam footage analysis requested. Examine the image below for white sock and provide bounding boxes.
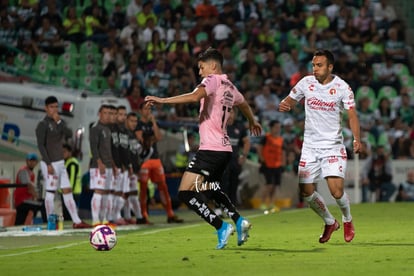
[336,192,352,222]
[123,200,131,220]
[128,195,143,219]
[304,192,335,225]
[113,196,125,220]
[107,193,114,222]
[91,193,102,224]
[44,192,55,216]
[63,193,81,224]
[101,194,109,223]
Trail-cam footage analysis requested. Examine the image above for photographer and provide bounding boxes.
[362,145,396,202]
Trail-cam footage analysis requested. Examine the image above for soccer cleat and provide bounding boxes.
[73,221,92,229]
[167,215,184,223]
[216,222,234,249]
[236,217,252,246]
[137,218,153,225]
[319,220,340,243]
[343,221,355,242]
[114,218,128,225]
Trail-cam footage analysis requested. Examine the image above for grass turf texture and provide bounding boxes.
[0,203,413,275]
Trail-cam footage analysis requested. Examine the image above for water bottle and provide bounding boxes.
[58,214,64,230]
[47,214,57,230]
[22,226,42,232]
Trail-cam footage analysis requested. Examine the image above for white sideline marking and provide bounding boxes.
[0,210,297,257]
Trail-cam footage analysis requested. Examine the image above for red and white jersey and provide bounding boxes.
[289,75,356,148]
[198,74,245,151]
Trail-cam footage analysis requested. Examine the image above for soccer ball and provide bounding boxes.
[89,225,117,251]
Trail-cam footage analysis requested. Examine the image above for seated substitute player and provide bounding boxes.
[279,49,361,243]
[145,47,262,249]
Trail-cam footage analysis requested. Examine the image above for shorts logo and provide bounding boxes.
[339,165,343,172]
[299,161,306,167]
[328,156,338,163]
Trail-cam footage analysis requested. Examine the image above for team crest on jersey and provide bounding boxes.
[308,84,315,91]
[329,88,336,95]
[292,87,297,94]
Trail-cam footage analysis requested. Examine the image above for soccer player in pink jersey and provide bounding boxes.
[279,49,361,243]
[145,47,262,249]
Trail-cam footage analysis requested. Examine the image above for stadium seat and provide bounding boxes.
[377,86,398,106]
[80,41,100,54]
[394,63,410,79]
[355,85,377,110]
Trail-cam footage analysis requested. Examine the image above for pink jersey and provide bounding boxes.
[198,74,245,151]
[289,75,356,148]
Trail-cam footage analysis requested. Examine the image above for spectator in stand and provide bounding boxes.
[136,1,157,29]
[338,18,363,52]
[279,0,305,33]
[363,33,385,64]
[120,58,146,95]
[357,96,376,134]
[175,2,196,32]
[373,0,397,32]
[289,63,309,88]
[102,75,122,97]
[144,29,166,63]
[353,5,373,42]
[13,153,47,225]
[120,16,145,55]
[240,62,263,97]
[40,0,63,33]
[35,16,64,55]
[384,26,410,65]
[254,82,282,123]
[126,0,142,19]
[144,58,170,94]
[374,97,396,135]
[395,88,414,127]
[84,5,109,45]
[110,1,127,30]
[62,6,85,45]
[372,54,401,92]
[126,78,145,112]
[396,169,414,201]
[102,42,125,78]
[362,145,396,202]
[305,4,330,34]
[15,0,37,28]
[83,0,108,25]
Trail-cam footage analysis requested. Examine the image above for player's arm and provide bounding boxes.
[35,121,51,164]
[279,96,297,112]
[237,100,262,136]
[145,86,207,105]
[347,107,361,154]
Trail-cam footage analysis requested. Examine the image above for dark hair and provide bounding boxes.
[108,105,116,110]
[127,112,137,119]
[117,105,126,111]
[269,120,280,128]
[45,96,58,105]
[314,49,335,65]
[197,47,223,67]
[99,104,110,112]
[63,143,72,152]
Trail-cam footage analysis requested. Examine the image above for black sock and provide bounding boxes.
[203,190,240,224]
[178,191,223,229]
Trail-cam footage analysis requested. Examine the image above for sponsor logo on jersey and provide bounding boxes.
[307,97,336,111]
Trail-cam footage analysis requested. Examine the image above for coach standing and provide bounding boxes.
[36,96,91,229]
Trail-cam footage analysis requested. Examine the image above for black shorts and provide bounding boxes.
[261,166,283,186]
[186,150,232,182]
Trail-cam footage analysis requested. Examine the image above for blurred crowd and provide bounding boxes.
[0,0,414,162]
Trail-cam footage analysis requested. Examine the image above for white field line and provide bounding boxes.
[0,211,297,258]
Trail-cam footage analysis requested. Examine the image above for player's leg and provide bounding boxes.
[299,148,338,243]
[40,161,57,217]
[151,159,182,223]
[90,168,105,225]
[322,146,354,242]
[138,163,150,220]
[127,174,145,223]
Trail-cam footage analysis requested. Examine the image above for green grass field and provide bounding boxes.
[1,203,413,276]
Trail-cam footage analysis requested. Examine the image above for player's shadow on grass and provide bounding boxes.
[349,242,414,247]
[228,247,326,253]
